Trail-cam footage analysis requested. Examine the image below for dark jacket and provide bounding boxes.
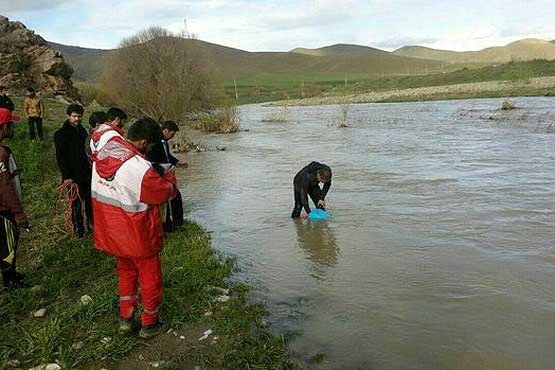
[0,95,14,112]
[147,139,179,166]
[294,161,332,213]
[54,120,91,185]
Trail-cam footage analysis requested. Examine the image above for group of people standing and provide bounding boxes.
[0,94,186,339]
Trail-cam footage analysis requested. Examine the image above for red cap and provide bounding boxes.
[0,108,20,125]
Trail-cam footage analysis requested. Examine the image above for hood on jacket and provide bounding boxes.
[91,122,125,143]
[93,136,142,179]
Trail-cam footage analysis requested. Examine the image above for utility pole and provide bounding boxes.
[233,78,238,100]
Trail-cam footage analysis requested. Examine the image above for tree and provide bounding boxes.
[101,26,213,121]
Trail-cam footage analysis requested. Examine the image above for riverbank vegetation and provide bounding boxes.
[0,98,296,369]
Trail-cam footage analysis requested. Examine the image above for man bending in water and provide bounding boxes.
[291,161,332,219]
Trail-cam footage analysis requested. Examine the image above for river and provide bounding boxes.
[180,97,555,370]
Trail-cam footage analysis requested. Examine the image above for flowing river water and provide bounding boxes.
[179,97,555,370]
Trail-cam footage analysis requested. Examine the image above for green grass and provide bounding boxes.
[225,59,555,104]
[0,98,296,369]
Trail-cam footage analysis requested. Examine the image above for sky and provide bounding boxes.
[1,0,555,52]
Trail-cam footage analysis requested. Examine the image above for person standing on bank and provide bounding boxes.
[146,120,187,232]
[23,87,44,140]
[91,117,177,338]
[291,161,332,219]
[54,104,92,237]
[0,108,28,290]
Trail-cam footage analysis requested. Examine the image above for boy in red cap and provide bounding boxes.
[0,108,28,290]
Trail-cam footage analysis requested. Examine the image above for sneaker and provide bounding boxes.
[119,317,139,334]
[138,321,167,339]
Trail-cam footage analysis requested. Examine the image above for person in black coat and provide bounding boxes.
[291,161,332,219]
[54,104,92,237]
[146,120,187,232]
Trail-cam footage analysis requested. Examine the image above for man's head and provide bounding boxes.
[88,111,108,130]
[66,103,84,126]
[0,108,20,140]
[317,168,332,183]
[126,117,161,153]
[26,87,35,97]
[106,107,128,129]
[161,120,179,141]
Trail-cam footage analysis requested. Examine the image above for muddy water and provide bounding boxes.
[180,97,555,370]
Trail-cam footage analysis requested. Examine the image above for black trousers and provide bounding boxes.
[72,182,93,237]
[292,185,325,218]
[28,117,43,140]
[0,211,19,287]
[163,190,184,232]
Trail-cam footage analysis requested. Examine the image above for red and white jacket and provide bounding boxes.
[90,122,124,155]
[91,136,177,258]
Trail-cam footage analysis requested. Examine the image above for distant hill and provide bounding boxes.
[51,38,443,83]
[394,38,555,63]
[290,43,389,57]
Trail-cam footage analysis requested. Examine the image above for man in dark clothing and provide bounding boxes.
[146,120,187,232]
[291,161,332,219]
[54,104,92,237]
[0,86,15,112]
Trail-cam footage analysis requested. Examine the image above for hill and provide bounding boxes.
[50,38,445,83]
[394,38,555,63]
[290,43,389,57]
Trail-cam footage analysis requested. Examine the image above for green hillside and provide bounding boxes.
[49,38,446,83]
[394,38,555,63]
[290,43,389,57]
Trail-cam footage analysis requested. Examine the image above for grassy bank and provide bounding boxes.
[226,59,555,105]
[0,98,296,369]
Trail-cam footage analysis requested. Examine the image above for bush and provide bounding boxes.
[199,104,240,133]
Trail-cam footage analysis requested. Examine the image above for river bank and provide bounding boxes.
[268,75,555,106]
[0,98,296,370]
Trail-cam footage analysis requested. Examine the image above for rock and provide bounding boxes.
[203,311,212,317]
[6,359,20,367]
[29,364,61,370]
[179,335,185,340]
[0,16,79,100]
[101,337,111,345]
[206,286,230,295]
[194,367,202,370]
[71,341,84,350]
[198,329,213,341]
[30,284,42,293]
[80,295,93,306]
[214,295,230,303]
[33,308,47,318]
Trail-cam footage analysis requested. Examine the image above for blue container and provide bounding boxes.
[308,209,330,220]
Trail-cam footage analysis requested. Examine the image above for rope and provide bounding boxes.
[54,182,82,237]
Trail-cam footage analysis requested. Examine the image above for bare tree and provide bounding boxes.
[101,26,213,121]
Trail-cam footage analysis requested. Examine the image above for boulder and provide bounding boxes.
[0,15,79,100]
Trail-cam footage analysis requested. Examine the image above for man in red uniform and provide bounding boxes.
[91,117,177,338]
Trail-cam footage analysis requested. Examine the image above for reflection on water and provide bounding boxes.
[294,220,338,278]
[181,97,555,370]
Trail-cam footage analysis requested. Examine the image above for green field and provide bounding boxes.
[225,59,555,104]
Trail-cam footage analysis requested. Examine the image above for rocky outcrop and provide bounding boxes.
[0,15,79,100]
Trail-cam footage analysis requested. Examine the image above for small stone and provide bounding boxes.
[80,295,93,306]
[139,355,145,360]
[203,311,212,317]
[30,285,42,293]
[33,308,47,318]
[198,329,213,341]
[29,364,62,370]
[194,366,202,370]
[71,341,84,350]
[7,359,20,367]
[101,337,111,345]
[215,295,230,303]
[179,335,185,340]
[149,361,166,368]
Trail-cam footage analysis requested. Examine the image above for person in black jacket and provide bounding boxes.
[54,104,92,237]
[291,161,332,219]
[146,120,187,232]
[0,86,15,112]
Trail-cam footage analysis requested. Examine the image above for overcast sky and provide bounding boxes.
[1,0,554,52]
